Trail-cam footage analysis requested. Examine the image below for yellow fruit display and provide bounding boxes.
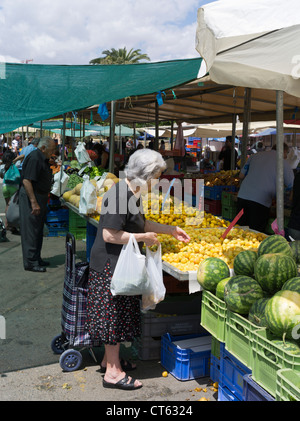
[153,227,267,271]
[142,193,230,229]
[203,170,240,187]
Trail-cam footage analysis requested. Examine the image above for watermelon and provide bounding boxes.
[254,253,298,294]
[234,250,257,277]
[197,257,230,292]
[216,277,231,300]
[248,297,270,327]
[258,235,293,258]
[289,240,300,263]
[282,277,300,294]
[271,339,300,355]
[224,275,265,315]
[265,290,300,340]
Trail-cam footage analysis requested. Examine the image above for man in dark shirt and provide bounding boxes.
[19,137,56,272]
[219,136,238,171]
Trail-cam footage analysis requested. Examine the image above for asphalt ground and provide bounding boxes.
[0,179,219,407]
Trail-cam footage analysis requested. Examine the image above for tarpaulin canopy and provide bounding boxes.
[196,0,300,98]
[0,58,202,134]
[50,124,135,138]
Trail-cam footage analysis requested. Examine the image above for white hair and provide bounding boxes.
[38,136,54,149]
[125,149,166,186]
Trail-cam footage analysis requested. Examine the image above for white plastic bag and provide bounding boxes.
[74,141,92,165]
[51,168,69,197]
[111,234,149,296]
[79,175,97,215]
[142,244,166,310]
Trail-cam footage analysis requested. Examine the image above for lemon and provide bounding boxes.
[162,371,168,377]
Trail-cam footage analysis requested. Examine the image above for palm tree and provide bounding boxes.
[89,47,150,65]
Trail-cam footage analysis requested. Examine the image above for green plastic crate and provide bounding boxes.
[221,191,236,207]
[225,310,258,370]
[69,210,87,229]
[252,329,300,398]
[276,369,300,401]
[69,210,87,239]
[200,290,227,342]
[222,204,237,221]
[211,335,221,359]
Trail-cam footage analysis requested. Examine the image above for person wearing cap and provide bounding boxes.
[12,133,21,155]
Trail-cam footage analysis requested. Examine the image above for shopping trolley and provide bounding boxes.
[51,233,101,371]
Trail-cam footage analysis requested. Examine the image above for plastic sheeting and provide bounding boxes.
[196,0,300,98]
[0,58,202,134]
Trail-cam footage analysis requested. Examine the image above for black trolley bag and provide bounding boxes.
[51,233,101,371]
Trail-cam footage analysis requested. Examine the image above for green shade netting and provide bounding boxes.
[0,58,202,134]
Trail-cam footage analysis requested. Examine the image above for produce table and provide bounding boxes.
[60,199,200,290]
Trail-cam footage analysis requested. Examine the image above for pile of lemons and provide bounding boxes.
[156,227,267,271]
[142,193,230,229]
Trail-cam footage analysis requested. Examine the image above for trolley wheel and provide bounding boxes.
[51,334,66,355]
[59,349,83,372]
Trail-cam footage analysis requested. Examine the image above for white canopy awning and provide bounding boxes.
[196,0,300,98]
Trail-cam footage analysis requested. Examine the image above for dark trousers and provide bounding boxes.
[19,186,48,268]
[236,197,270,234]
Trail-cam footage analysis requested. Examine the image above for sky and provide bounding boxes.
[0,0,216,65]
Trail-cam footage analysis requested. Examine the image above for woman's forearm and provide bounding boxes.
[144,219,174,235]
[102,228,157,246]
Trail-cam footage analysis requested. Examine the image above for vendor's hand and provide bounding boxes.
[143,232,160,247]
[171,226,190,243]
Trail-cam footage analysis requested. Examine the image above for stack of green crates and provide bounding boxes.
[68,209,87,240]
[221,191,237,221]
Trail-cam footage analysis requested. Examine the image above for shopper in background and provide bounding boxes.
[0,150,20,233]
[19,137,56,272]
[237,143,294,233]
[85,148,190,391]
[13,137,39,176]
[11,133,21,155]
[218,136,238,170]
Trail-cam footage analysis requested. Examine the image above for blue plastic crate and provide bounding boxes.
[218,385,241,401]
[47,208,69,223]
[210,354,221,384]
[243,374,275,401]
[46,226,68,237]
[161,332,212,381]
[219,343,251,401]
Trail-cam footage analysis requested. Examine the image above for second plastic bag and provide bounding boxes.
[142,244,166,311]
[111,234,149,296]
[79,175,97,215]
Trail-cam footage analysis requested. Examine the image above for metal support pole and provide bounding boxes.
[109,101,116,173]
[241,88,251,169]
[155,102,159,151]
[276,90,285,233]
[170,120,174,150]
[231,113,236,170]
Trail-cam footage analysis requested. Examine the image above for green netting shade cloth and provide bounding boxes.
[0,58,202,134]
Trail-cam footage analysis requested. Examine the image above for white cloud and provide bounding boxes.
[0,0,202,64]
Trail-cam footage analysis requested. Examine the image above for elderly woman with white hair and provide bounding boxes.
[85,149,190,391]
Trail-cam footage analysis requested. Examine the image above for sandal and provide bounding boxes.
[100,359,137,373]
[103,373,142,390]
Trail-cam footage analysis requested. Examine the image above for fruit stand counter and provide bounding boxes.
[61,198,266,291]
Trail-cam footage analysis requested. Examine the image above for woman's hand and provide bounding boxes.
[143,232,160,247]
[170,226,190,243]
